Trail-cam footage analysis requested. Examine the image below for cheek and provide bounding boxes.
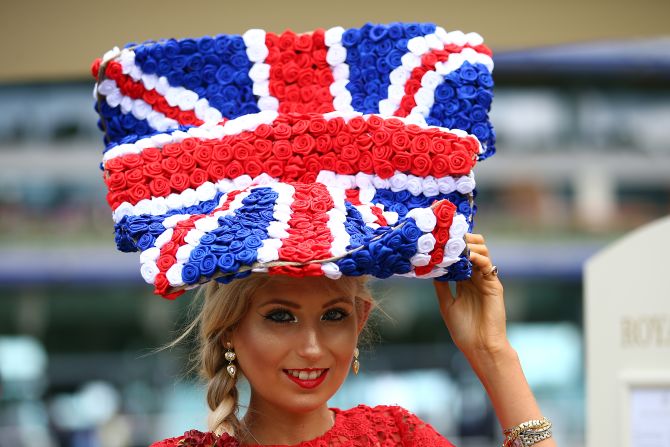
[233,320,287,376]
[335,319,362,375]
[327,321,359,354]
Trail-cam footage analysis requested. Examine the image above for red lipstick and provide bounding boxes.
[283,368,329,389]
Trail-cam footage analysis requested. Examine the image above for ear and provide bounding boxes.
[221,330,234,348]
[356,299,372,336]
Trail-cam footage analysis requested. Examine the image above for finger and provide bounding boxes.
[433,280,455,314]
[465,233,485,244]
[466,243,489,257]
[469,251,495,274]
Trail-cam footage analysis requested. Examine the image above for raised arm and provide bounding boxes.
[434,233,556,447]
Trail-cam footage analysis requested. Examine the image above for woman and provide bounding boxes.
[91,23,555,446]
[150,233,555,447]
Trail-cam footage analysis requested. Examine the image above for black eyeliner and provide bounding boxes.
[262,307,297,323]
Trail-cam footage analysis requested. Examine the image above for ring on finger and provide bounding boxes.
[482,265,498,277]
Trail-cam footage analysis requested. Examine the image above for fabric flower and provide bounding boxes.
[94,22,497,296]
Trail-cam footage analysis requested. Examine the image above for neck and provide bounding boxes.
[239,393,334,445]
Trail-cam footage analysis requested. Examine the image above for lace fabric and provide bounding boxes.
[150,404,455,447]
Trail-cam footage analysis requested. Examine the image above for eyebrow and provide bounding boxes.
[259,299,300,309]
[258,296,353,309]
[322,296,354,308]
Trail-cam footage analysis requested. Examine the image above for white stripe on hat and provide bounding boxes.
[243,29,280,112]
[101,109,278,163]
[164,188,253,287]
[117,48,223,124]
[256,182,296,264]
[325,186,351,259]
[112,169,476,224]
[379,27,493,117]
[325,26,353,113]
[97,78,179,132]
[408,48,494,120]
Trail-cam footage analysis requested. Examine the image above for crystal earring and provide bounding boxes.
[225,343,237,378]
[352,347,360,375]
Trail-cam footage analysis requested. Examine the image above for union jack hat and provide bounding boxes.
[92,23,495,299]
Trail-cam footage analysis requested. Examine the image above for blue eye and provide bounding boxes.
[322,308,349,321]
[264,309,296,323]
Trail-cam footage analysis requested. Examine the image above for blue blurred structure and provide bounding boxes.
[495,37,670,80]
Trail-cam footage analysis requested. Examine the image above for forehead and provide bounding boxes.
[251,276,356,304]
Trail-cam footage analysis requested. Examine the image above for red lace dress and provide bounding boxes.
[150,404,455,447]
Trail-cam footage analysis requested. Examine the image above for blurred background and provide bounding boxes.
[1,1,669,446]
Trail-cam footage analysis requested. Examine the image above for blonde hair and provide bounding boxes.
[189,274,373,436]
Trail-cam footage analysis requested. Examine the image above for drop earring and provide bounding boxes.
[225,342,237,378]
[352,347,360,375]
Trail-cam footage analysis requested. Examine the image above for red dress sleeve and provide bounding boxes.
[149,430,219,447]
[149,435,182,447]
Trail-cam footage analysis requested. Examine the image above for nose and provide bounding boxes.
[296,325,324,362]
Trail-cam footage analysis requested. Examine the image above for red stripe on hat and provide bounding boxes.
[414,200,456,276]
[265,29,335,114]
[345,189,362,205]
[272,183,334,268]
[103,114,479,210]
[152,190,241,298]
[103,61,204,127]
[369,206,388,227]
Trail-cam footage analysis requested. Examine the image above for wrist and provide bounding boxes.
[464,342,519,380]
[461,343,550,441]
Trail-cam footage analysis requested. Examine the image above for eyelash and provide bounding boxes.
[264,308,296,323]
[323,308,350,321]
[263,307,350,324]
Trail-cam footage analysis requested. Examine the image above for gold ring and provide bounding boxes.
[482,265,498,276]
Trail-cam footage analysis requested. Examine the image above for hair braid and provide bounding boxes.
[202,334,241,435]
[198,278,258,436]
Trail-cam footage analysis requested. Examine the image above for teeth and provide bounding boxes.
[287,369,324,380]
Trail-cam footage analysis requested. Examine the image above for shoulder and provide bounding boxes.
[149,435,183,447]
[337,403,415,421]
[333,404,421,430]
[149,430,230,447]
[336,404,455,447]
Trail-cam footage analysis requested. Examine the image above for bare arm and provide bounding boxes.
[434,233,556,446]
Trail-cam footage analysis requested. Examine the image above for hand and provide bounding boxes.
[434,233,510,363]
[435,236,556,445]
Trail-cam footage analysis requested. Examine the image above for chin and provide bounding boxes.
[280,396,331,414]
[273,376,341,414]
[247,367,347,414]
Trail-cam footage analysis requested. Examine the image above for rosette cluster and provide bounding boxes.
[92,23,495,299]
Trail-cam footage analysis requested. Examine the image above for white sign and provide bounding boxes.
[630,387,670,447]
[585,216,670,447]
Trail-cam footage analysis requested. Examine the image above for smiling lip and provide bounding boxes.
[283,368,329,389]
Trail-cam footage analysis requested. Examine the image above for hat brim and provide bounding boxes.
[133,182,470,298]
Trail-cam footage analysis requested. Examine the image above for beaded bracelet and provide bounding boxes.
[502,417,552,447]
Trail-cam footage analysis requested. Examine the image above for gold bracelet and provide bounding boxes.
[502,417,552,447]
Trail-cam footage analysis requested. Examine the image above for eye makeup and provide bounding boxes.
[261,306,351,324]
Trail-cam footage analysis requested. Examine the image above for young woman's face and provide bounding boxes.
[231,276,366,415]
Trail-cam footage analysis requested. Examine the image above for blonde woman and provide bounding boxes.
[92,23,555,447]
[149,234,554,447]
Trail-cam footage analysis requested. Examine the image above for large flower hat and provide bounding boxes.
[91,23,495,299]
